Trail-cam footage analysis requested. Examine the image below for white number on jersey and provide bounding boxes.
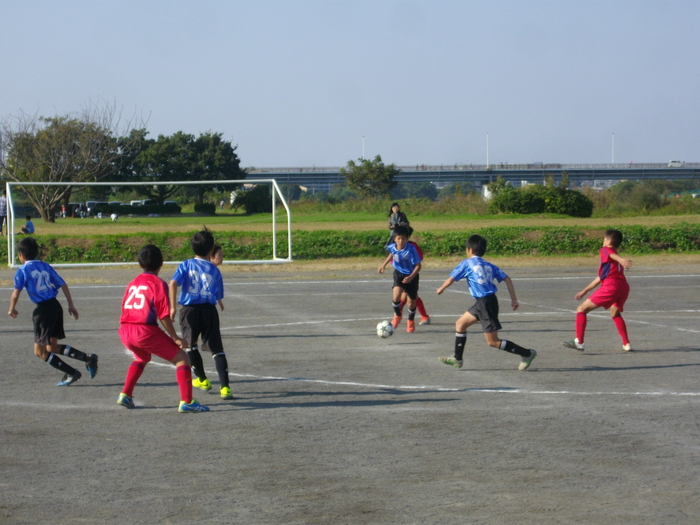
[31,270,55,292]
[124,285,148,309]
[186,270,213,298]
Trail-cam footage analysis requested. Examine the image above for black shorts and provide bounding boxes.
[179,303,224,354]
[467,294,502,333]
[393,269,420,300]
[32,297,65,345]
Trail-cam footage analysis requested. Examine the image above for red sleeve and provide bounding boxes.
[152,278,171,320]
[409,241,424,260]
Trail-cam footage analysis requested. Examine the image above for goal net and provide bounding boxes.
[5,179,292,268]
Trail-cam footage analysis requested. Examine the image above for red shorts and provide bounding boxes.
[589,279,629,312]
[119,324,180,363]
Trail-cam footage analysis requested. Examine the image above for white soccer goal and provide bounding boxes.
[5,179,292,268]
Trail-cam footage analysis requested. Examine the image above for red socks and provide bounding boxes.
[613,315,630,345]
[176,365,193,403]
[575,312,587,343]
[416,297,427,318]
[122,361,146,397]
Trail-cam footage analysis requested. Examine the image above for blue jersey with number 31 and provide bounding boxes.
[14,259,66,303]
[171,257,224,306]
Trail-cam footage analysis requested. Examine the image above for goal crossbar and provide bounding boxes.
[5,179,293,268]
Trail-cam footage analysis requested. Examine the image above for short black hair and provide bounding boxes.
[212,244,222,255]
[604,229,623,248]
[190,228,215,257]
[393,225,411,238]
[138,244,163,272]
[17,237,39,260]
[466,234,487,256]
[25,215,32,221]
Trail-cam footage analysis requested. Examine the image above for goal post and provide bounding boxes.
[5,179,293,268]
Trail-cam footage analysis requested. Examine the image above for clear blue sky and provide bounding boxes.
[2,0,698,168]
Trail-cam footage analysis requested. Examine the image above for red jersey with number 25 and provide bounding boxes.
[120,272,171,326]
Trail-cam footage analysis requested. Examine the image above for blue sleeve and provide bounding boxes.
[48,266,66,289]
[492,264,508,283]
[408,244,421,266]
[171,262,186,285]
[450,260,467,282]
[14,269,26,291]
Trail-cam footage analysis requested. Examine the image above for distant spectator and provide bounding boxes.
[0,190,7,236]
[386,202,409,246]
[111,213,119,222]
[20,215,35,235]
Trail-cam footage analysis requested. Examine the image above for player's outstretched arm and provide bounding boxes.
[60,284,79,320]
[503,276,519,310]
[168,280,179,320]
[402,262,421,283]
[378,253,393,274]
[159,315,185,348]
[437,277,455,295]
[575,277,601,300]
[609,252,632,269]
[8,289,21,318]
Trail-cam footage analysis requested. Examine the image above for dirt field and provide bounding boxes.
[1,262,699,524]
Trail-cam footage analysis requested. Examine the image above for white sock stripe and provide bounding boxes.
[455,332,467,338]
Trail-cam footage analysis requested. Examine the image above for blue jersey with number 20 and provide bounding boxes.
[14,260,66,303]
[450,256,508,298]
[171,257,224,306]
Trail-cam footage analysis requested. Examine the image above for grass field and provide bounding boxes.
[16,211,700,235]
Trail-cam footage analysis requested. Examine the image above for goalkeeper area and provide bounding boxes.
[0,265,699,523]
[4,179,292,268]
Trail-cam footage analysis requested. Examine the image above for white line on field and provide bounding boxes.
[115,349,700,398]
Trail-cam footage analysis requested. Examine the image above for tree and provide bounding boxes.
[131,131,244,204]
[0,102,142,221]
[340,155,399,198]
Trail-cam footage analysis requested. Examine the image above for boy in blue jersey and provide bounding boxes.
[436,234,536,371]
[7,237,98,386]
[378,224,422,333]
[169,230,233,400]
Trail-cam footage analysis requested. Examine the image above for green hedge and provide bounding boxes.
[2,224,700,264]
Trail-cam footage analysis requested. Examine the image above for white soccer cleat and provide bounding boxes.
[622,343,633,352]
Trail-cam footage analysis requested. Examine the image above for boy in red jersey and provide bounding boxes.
[563,229,633,352]
[117,245,209,412]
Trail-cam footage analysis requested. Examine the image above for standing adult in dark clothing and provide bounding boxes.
[386,202,409,247]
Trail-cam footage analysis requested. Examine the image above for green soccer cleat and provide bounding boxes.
[117,393,135,409]
[220,386,234,400]
[192,377,212,391]
[518,349,537,371]
[438,356,463,369]
[178,400,210,413]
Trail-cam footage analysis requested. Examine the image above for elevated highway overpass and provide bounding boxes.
[247,163,700,191]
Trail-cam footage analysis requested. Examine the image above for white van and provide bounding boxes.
[668,160,685,168]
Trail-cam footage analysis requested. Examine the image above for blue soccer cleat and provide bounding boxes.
[178,400,210,413]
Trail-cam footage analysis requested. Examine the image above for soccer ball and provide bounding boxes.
[376,320,394,338]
